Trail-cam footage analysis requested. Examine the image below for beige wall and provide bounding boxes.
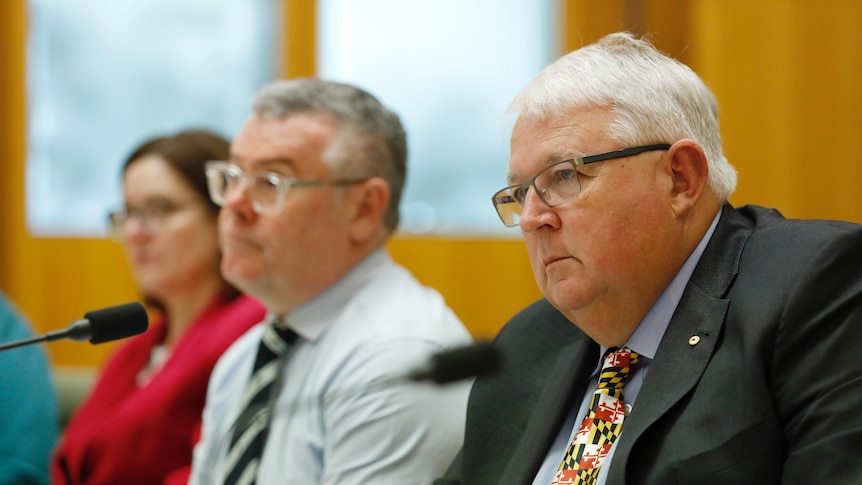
[1,0,860,367]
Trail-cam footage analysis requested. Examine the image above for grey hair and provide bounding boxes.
[508,32,737,201]
[252,78,407,232]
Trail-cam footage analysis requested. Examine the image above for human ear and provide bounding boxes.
[347,177,390,244]
[666,139,709,217]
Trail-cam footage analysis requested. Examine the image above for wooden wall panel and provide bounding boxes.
[694,0,862,223]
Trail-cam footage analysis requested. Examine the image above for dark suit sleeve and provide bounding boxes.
[766,222,862,482]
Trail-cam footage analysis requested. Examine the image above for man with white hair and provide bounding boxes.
[437,32,862,484]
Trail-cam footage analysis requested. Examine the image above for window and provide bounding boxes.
[318,0,558,235]
[26,0,557,236]
[26,0,277,236]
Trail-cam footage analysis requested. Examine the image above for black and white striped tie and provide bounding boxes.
[223,321,298,485]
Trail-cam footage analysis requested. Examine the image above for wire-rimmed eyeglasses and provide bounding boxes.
[491,144,672,227]
[204,161,369,215]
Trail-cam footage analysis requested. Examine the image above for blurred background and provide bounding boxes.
[1,0,860,373]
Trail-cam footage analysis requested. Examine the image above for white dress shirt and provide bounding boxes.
[190,249,473,485]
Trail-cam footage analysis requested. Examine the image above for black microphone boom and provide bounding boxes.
[0,302,149,352]
[407,341,502,384]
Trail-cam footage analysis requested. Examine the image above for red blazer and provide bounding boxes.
[51,294,266,485]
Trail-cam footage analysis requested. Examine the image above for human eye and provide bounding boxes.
[121,205,140,220]
[244,173,277,195]
[143,198,178,219]
[221,169,241,190]
[207,163,242,192]
[548,162,578,184]
[512,185,529,204]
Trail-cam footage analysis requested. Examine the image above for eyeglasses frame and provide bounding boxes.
[107,197,202,237]
[204,160,370,215]
[491,144,672,227]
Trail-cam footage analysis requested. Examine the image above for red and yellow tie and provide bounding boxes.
[552,347,640,485]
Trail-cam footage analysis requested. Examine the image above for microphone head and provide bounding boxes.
[83,302,149,344]
[420,342,503,384]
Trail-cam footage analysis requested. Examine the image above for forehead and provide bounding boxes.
[231,113,337,172]
[124,155,193,198]
[508,107,616,182]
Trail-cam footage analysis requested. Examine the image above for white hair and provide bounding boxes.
[508,32,737,200]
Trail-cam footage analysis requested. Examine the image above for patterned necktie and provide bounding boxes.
[552,347,640,485]
[223,321,298,485]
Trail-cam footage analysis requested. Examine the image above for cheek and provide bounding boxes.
[269,201,338,264]
[588,204,669,284]
[524,237,548,286]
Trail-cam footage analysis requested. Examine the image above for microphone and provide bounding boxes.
[0,302,149,352]
[407,341,502,384]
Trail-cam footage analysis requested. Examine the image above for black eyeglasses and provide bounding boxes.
[491,144,671,227]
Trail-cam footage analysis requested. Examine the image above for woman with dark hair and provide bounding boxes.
[51,129,266,485]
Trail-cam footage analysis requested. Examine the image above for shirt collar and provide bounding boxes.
[613,207,723,362]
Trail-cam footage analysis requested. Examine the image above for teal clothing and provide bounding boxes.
[0,293,59,485]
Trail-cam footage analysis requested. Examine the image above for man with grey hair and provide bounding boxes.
[189,79,472,484]
[437,32,862,484]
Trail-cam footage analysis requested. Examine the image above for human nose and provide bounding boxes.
[518,185,559,232]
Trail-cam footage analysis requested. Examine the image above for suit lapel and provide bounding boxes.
[606,205,753,483]
[503,320,598,484]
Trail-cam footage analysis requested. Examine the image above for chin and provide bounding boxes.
[545,281,594,314]
[222,262,265,293]
[222,267,254,289]
[133,274,162,296]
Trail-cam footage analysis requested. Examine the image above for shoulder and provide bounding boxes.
[347,260,470,345]
[312,265,472,386]
[731,205,862,275]
[734,204,862,252]
[0,294,30,340]
[719,205,862,346]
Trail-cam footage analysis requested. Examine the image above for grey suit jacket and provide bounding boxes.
[437,204,862,484]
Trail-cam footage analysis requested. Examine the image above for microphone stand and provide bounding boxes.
[0,327,72,352]
[0,334,50,352]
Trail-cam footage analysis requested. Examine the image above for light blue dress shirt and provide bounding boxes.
[190,249,473,485]
[532,210,722,485]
